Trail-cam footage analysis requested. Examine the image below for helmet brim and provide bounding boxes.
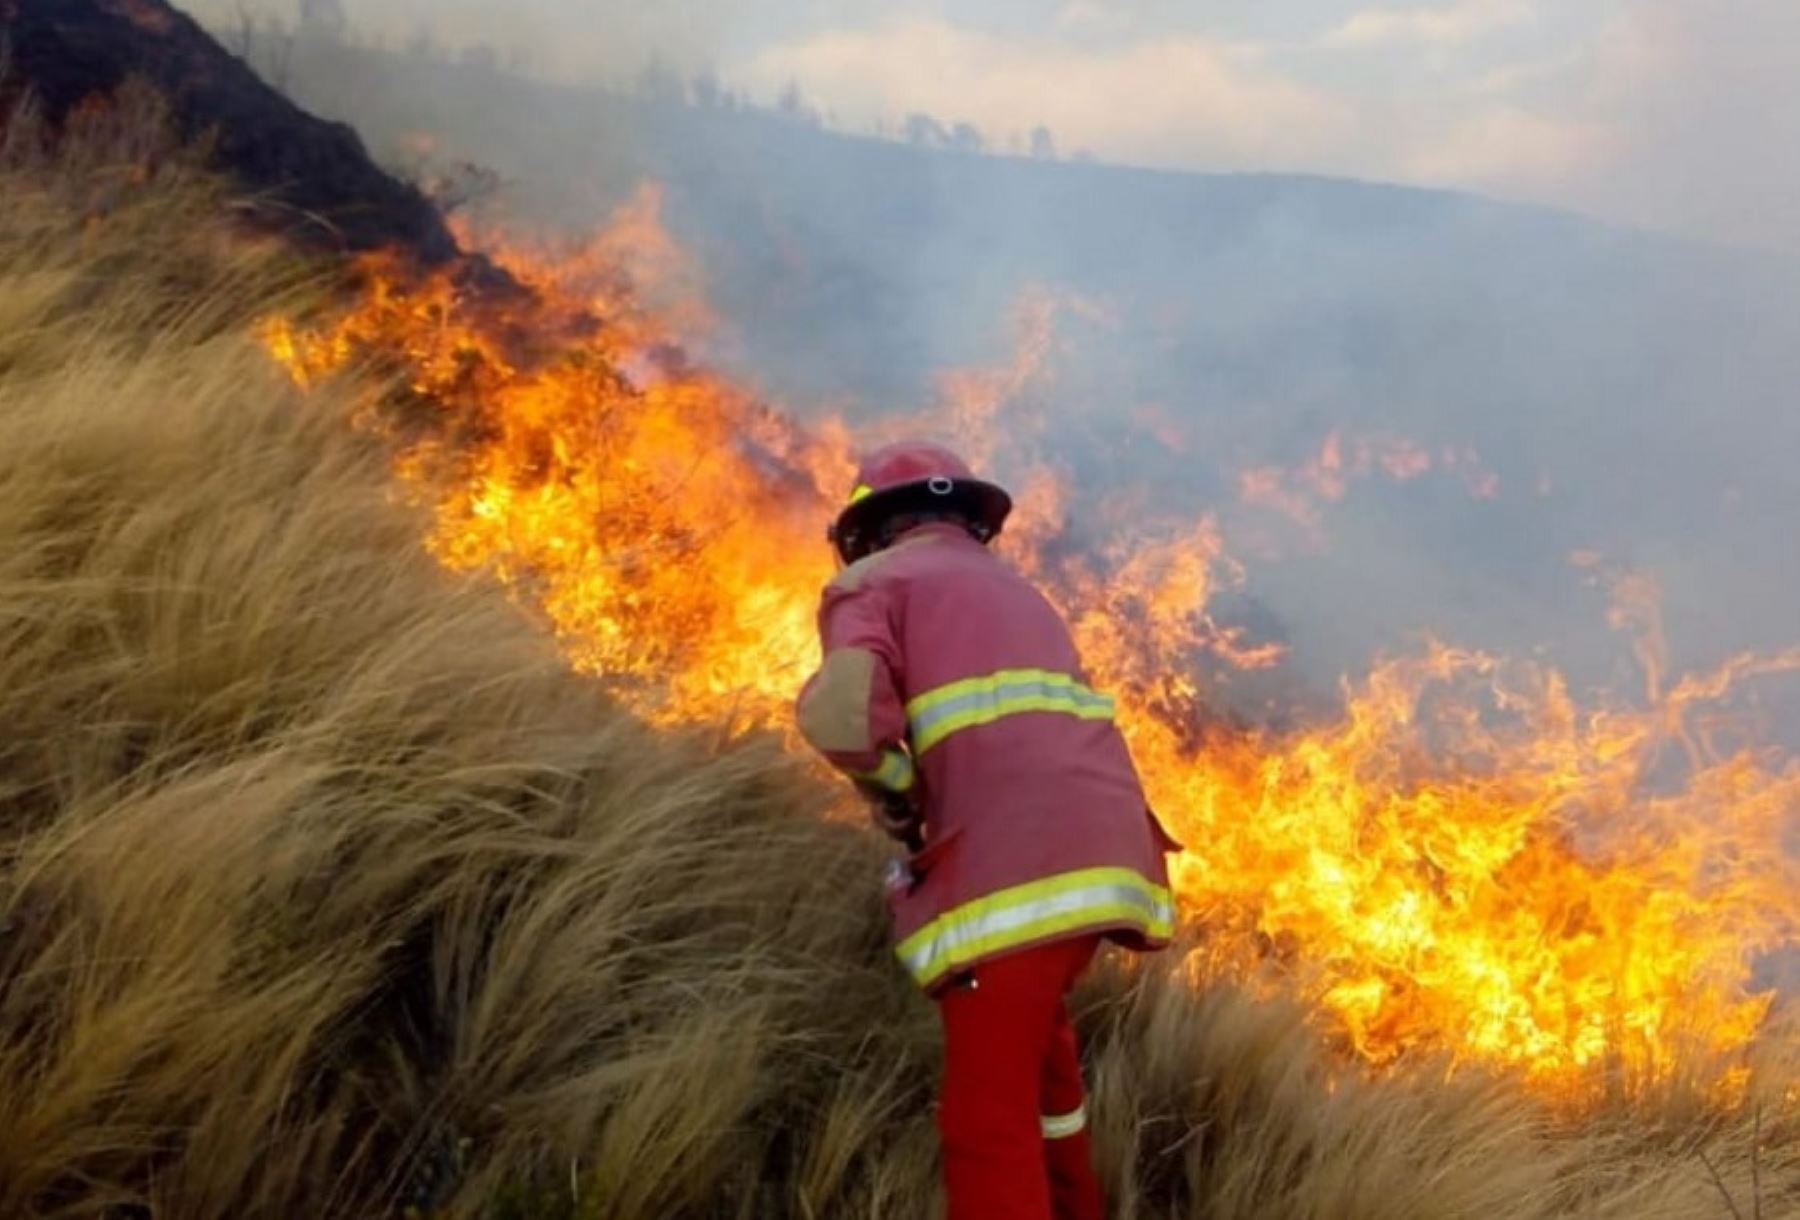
[831,477,1013,554]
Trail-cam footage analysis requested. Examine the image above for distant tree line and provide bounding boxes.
[213,2,1068,165]
[629,55,1067,163]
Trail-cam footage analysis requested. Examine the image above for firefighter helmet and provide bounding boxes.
[829,441,1013,564]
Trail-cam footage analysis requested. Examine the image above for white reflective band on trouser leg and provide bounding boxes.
[1040,1104,1087,1140]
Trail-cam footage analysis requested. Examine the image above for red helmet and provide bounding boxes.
[829,441,1013,564]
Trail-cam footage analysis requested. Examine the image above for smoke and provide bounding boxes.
[188,2,1800,253]
[182,1,1800,741]
[1554,1,1800,258]
[180,0,877,81]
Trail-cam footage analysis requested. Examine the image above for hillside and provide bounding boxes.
[0,0,452,259]
[9,94,1792,1220]
[0,7,1794,1218]
[265,39,1800,701]
[2,93,1793,1220]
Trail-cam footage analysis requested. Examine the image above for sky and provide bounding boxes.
[199,0,1800,254]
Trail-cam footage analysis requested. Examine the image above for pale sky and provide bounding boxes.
[199,0,1800,254]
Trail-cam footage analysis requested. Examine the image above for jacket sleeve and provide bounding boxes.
[796,576,915,794]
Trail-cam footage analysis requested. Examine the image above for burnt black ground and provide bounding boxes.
[0,0,455,262]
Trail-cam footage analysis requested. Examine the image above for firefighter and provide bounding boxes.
[796,440,1178,1220]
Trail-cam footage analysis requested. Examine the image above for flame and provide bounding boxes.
[262,188,1799,1102]
[262,231,844,733]
[1241,430,1501,547]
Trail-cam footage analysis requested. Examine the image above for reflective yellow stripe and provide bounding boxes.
[847,483,875,505]
[896,866,1175,988]
[850,748,916,793]
[905,669,1115,755]
[1040,1105,1088,1140]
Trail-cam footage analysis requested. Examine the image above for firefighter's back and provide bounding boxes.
[870,524,1176,989]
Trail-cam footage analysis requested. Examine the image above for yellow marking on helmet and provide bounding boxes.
[848,483,875,505]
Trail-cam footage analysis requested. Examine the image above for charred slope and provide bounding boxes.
[0,0,455,262]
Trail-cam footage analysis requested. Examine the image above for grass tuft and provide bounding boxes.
[0,104,1790,1219]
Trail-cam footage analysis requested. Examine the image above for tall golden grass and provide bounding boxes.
[0,102,1791,1219]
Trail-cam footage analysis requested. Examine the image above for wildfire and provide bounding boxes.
[262,189,1800,1102]
[1240,430,1500,548]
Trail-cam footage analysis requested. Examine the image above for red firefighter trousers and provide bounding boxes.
[937,934,1104,1220]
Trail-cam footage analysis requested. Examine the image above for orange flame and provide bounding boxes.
[1241,431,1500,548]
[262,189,1799,1101]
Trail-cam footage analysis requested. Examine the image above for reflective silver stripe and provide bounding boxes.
[896,867,1176,986]
[906,671,1115,755]
[1041,1104,1087,1140]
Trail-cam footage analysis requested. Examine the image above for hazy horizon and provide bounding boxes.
[188,0,1800,258]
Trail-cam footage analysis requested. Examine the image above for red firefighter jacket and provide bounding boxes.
[797,523,1177,991]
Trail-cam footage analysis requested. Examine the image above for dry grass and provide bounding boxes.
[0,104,1792,1219]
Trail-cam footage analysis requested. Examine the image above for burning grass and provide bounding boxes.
[0,108,1794,1218]
[263,191,1800,1101]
